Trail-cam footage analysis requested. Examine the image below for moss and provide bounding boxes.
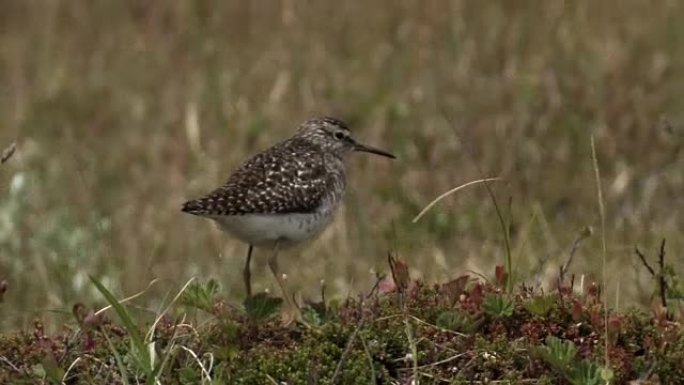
[222,329,384,384]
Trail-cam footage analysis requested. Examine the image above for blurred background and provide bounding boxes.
[1,0,683,331]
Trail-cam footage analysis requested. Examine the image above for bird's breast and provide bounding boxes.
[212,209,337,248]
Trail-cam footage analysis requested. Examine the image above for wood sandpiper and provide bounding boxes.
[182,117,395,306]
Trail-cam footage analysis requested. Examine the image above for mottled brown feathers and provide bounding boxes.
[182,137,332,216]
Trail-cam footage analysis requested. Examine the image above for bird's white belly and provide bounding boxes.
[211,212,334,247]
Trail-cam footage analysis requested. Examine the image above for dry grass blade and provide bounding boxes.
[1,142,16,165]
[590,135,610,372]
[94,278,159,316]
[61,356,82,383]
[179,346,213,383]
[412,178,502,223]
[146,277,196,342]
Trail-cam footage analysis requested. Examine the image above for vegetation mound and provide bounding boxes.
[1,263,681,384]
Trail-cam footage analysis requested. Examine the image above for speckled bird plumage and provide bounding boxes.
[182,116,395,248]
[182,121,344,217]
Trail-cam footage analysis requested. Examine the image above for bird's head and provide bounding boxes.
[295,117,396,160]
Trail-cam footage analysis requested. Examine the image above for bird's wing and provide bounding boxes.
[182,140,329,216]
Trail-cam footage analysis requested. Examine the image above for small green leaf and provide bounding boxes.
[180,279,221,313]
[482,294,514,318]
[41,354,65,383]
[302,307,323,326]
[301,298,331,326]
[31,364,45,378]
[243,293,283,323]
[436,310,460,330]
[544,336,577,367]
[570,361,602,385]
[436,310,478,333]
[600,366,614,382]
[524,295,555,316]
[533,336,606,385]
[178,367,201,384]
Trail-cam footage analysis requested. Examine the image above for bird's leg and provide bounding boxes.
[267,242,300,322]
[243,244,253,297]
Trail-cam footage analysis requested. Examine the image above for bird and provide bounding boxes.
[181,116,395,309]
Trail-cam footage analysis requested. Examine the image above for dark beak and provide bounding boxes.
[353,141,396,159]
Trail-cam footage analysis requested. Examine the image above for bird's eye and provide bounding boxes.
[334,131,345,140]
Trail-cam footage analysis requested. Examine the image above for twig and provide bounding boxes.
[658,239,667,308]
[0,355,20,372]
[0,142,16,165]
[365,272,386,299]
[0,280,7,303]
[358,333,377,385]
[560,226,593,282]
[387,252,410,309]
[415,352,467,370]
[331,300,366,383]
[409,315,466,337]
[635,239,669,308]
[454,355,477,379]
[635,247,656,276]
[404,315,419,384]
[320,279,326,305]
[332,276,385,383]
[638,359,658,381]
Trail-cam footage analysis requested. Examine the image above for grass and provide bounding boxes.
[0,1,684,373]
